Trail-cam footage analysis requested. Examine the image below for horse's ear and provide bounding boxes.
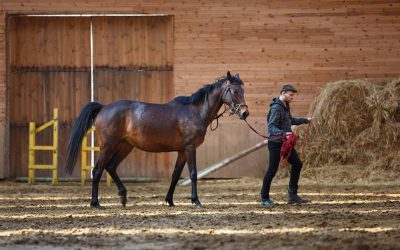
[234,73,240,79]
[227,71,232,80]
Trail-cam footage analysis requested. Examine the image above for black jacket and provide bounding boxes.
[267,98,309,138]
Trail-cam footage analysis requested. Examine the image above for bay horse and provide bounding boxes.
[65,71,249,209]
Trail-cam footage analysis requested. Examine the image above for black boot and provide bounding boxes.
[288,190,309,204]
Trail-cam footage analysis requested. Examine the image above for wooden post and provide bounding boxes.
[81,134,88,186]
[52,108,58,185]
[28,122,36,185]
[178,139,269,186]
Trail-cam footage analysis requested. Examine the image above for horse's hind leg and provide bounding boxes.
[105,140,133,207]
[91,146,115,209]
[165,151,186,207]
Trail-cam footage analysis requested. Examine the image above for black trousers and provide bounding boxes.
[261,140,303,200]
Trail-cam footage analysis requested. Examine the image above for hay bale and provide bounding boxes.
[295,78,400,182]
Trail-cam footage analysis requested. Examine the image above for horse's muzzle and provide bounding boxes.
[230,103,249,120]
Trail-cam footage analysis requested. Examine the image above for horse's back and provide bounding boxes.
[95,100,192,151]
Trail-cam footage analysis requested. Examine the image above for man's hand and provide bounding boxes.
[307,117,314,123]
[285,132,293,139]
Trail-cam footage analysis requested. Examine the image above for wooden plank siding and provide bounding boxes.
[7,16,91,179]
[8,16,91,68]
[93,16,174,68]
[0,0,399,179]
[0,10,7,179]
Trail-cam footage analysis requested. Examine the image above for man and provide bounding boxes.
[261,84,313,207]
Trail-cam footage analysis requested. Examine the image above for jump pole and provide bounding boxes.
[178,139,269,186]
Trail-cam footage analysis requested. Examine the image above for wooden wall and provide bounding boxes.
[7,15,174,179]
[0,10,6,179]
[0,0,399,179]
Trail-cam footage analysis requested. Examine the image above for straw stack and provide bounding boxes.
[295,78,400,182]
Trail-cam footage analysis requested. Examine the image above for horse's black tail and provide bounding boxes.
[65,102,103,175]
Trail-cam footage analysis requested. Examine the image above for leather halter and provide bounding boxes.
[221,81,248,117]
[209,80,247,131]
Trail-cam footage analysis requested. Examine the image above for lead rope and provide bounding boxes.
[243,119,297,168]
[244,119,268,139]
[210,104,229,131]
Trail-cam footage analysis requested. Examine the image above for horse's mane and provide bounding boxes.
[173,76,243,105]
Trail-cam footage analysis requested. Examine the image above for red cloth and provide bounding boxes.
[280,132,298,161]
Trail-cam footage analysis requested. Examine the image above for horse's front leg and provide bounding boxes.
[185,145,202,208]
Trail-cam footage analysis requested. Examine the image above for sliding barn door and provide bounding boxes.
[92,16,174,178]
[8,15,174,179]
[8,16,91,178]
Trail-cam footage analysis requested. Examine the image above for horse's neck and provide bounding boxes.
[197,88,224,127]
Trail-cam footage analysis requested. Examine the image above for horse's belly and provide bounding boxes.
[125,115,206,152]
[136,144,179,152]
[126,134,182,152]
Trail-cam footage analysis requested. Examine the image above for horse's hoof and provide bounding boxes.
[165,198,175,207]
[120,195,127,207]
[193,201,202,209]
[90,202,103,209]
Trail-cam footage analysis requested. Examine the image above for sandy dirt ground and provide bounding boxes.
[0,178,399,250]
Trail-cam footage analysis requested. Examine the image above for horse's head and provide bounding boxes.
[222,71,249,120]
